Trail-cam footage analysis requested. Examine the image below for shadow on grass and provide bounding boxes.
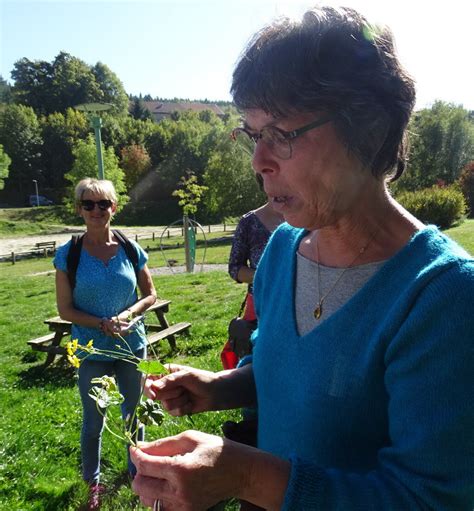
[25,483,81,511]
[17,357,77,389]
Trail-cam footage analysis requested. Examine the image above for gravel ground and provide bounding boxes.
[28,264,228,277]
[0,224,235,258]
[149,263,228,276]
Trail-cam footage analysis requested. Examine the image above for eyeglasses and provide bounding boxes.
[80,199,113,211]
[231,117,332,160]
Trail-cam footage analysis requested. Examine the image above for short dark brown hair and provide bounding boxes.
[231,6,416,180]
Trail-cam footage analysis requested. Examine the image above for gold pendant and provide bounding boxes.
[314,303,322,319]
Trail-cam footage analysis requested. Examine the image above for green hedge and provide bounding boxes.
[396,186,467,229]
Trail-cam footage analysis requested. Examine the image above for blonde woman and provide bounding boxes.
[54,178,156,509]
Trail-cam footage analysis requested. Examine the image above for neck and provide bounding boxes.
[85,226,113,245]
[255,202,285,231]
[304,184,423,267]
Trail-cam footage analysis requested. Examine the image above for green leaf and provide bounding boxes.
[136,399,165,426]
[88,386,124,408]
[136,360,168,375]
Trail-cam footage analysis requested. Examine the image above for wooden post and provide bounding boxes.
[11,252,15,264]
[208,224,211,233]
[167,230,170,239]
[135,234,138,242]
[152,232,155,241]
[224,222,226,232]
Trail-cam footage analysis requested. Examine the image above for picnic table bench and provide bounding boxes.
[34,240,56,256]
[27,299,191,367]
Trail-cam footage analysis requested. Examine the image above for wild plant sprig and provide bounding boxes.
[66,337,168,446]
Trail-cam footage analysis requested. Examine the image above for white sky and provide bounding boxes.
[1,0,473,110]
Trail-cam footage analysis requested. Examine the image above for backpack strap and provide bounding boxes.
[66,233,85,290]
[66,230,140,291]
[112,229,140,281]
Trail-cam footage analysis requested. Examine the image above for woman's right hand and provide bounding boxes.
[100,316,129,337]
[144,364,220,416]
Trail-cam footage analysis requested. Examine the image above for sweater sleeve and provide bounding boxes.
[283,261,474,510]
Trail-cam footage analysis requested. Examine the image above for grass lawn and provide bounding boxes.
[0,221,472,509]
[0,241,242,510]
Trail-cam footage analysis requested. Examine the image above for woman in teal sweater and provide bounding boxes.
[131,6,474,510]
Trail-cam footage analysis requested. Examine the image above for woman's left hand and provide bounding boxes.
[131,430,252,510]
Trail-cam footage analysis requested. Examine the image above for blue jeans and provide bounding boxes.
[78,348,145,484]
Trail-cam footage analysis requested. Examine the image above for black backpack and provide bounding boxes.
[66,229,139,289]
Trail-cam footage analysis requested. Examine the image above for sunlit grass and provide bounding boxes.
[0,260,243,509]
[0,220,471,509]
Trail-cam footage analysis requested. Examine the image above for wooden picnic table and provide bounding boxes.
[27,299,191,367]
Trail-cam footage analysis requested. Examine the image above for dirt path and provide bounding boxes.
[0,224,234,256]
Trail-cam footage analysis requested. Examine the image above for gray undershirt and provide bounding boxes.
[295,252,385,336]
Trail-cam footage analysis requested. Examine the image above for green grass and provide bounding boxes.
[0,206,81,236]
[444,218,474,254]
[0,244,242,510]
[0,220,472,509]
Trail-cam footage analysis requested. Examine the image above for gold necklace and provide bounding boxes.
[314,232,376,320]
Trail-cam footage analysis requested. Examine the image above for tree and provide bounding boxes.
[11,52,128,115]
[120,144,152,190]
[92,62,129,116]
[172,172,208,216]
[0,104,42,198]
[458,161,474,217]
[0,75,12,104]
[130,97,152,121]
[203,133,265,219]
[39,108,89,196]
[396,101,474,192]
[145,113,207,196]
[0,144,11,190]
[101,115,157,154]
[64,136,127,211]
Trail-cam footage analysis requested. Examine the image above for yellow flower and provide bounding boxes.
[86,340,93,349]
[67,354,81,368]
[66,339,79,357]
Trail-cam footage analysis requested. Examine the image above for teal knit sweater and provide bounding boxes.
[252,225,474,510]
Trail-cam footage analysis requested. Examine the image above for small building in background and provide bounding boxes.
[142,101,225,122]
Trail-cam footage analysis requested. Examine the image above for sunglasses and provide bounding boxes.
[80,199,113,211]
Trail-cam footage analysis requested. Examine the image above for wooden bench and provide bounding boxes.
[27,332,65,353]
[147,321,191,350]
[27,298,191,367]
[35,240,56,256]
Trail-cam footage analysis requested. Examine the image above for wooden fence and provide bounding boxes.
[1,223,237,264]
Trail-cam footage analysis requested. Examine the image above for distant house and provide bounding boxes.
[142,101,225,122]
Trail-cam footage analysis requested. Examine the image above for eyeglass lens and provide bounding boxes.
[81,200,113,211]
[233,127,290,159]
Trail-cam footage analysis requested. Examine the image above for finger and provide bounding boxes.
[151,369,196,393]
[144,384,157,400]
[162,396,193,416]
[131,449,179,480]
[152,384,187,402]
[132,432,197,458]
[132,473,170,502]
[166,363,194,373]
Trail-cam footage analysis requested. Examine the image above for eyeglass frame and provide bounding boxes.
[231,116,333,160]
[79,199,114,211]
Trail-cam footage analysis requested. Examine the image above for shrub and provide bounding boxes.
[458,161,474,217]
[396,185,466,228]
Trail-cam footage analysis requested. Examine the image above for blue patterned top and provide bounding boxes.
[53,239,148,360]
[228,211,272,293]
